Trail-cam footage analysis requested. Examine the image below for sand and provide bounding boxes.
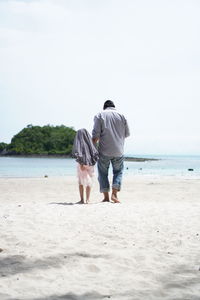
[0,175,200,300]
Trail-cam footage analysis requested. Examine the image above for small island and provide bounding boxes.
[0,125,158,162]
[0,124,76,156]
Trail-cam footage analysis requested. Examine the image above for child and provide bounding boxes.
[72,128,98,204]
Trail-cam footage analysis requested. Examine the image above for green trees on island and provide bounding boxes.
[0,143,8,152]
[1,125,76,155]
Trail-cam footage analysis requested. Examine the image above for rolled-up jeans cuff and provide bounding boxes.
[100,188,110,193]
[112,184,121,191]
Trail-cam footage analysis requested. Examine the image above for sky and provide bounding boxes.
[0,0,200,155]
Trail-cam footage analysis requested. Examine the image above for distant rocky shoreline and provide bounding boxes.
[124,157,159,162]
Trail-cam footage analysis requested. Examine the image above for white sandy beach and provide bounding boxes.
[0,175,200,300]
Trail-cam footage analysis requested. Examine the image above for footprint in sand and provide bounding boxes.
[87,264,100,273]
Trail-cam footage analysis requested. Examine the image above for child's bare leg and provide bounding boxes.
[86,186,91,204]
[79,184,84,203]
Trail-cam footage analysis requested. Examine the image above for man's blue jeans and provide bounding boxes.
[97,155,124,193]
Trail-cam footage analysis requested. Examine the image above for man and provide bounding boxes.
[92,100,130,203]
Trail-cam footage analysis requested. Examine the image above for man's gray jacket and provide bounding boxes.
[92,107,130,157]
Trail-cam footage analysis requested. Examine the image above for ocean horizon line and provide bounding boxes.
[1,153,200,158]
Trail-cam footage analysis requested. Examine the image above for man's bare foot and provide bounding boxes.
[111,193,120,203]
[102,192,109,202]
[102,199,110,202]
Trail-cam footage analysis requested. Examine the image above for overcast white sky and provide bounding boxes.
[0,0,200,155]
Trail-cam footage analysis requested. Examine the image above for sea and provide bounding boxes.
[0,155,200,178]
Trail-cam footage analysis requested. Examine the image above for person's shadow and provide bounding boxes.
[49,201,84,206]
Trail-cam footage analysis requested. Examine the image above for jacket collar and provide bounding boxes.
[104,107,116,111]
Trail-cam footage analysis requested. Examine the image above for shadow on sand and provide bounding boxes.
[2,257,200,300]
[0,252,109,278]
[49,201,114,206]
[49,201,83,206]
[11,292,112,300]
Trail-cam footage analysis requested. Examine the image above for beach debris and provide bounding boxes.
[44,174,48,178]
[0,248,3,252]
[188,168,194,171]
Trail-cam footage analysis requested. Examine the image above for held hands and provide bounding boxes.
[80,165,86,171]
[92,137,99,146]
